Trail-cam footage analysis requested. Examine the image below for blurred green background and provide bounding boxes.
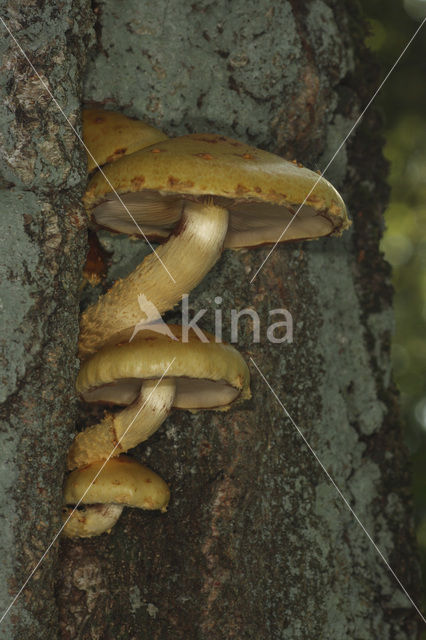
[360,0,426,617]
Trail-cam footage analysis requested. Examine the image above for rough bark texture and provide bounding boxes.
[55,1,422,638]
[0,0,421,638]
[0,2,93,638]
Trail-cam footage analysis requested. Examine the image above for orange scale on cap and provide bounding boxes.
[131,176,145,188]
[196,153,214,160]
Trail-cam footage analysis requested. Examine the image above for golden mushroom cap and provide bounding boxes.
[83,133,350,247]
[63,456,170,511]
[77,325,251,411]
[82,108,168,173]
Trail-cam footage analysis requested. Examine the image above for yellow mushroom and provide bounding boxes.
[62,457,170,538]
[79,133,350,358]
[69,325,250,468]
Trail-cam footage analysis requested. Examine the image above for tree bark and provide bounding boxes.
[58,1,422,638]
[0,0,421,639]
[0,2,92,638]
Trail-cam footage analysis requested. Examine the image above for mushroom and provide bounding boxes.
[82,108,168,173]
[62,456,170,538]
[79,133,350,358]
[63,326,250,537]
[69,324,250,468]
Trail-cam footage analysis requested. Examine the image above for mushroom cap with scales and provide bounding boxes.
[82,108,168,173]
[83,132,350,246]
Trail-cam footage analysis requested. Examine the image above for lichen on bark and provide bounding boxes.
[0,2,93,638]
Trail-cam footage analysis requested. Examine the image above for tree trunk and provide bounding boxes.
[1,1,422,639]
[0,2,92,638]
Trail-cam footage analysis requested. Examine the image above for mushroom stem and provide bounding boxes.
[79,201,229,359]
[67,378,176,470]
[62,503,124,538]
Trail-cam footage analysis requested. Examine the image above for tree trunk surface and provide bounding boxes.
[0,1,92,638]
[0,1,422,639]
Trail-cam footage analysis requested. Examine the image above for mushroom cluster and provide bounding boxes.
[63,109,349,537]
[63,325,250,537]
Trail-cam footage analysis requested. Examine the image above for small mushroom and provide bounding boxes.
[79,133,350,358]
[68,325,250,470]
[82,108,168,173]
[62,456,170,538]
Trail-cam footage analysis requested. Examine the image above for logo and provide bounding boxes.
[129,294,178,342]
[130,293,293,345]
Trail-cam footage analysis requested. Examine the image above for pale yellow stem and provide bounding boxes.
[79,201,229,358]
[67,379,176,470]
